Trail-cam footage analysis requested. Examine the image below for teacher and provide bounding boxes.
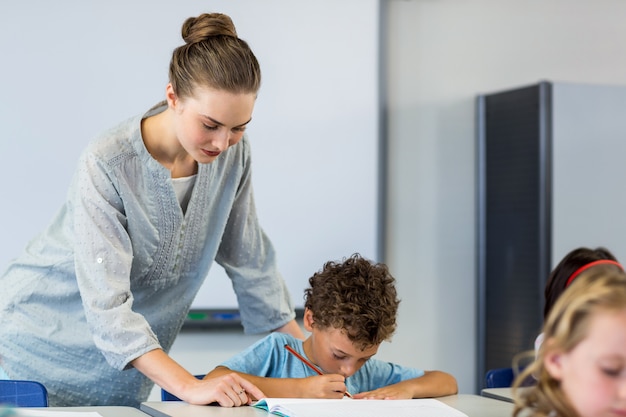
[0,12,303,408]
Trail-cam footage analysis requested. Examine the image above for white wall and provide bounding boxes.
[0,0,380,314]
[381,0,626,394]
[552,83,626,264]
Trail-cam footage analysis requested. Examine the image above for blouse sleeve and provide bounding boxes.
[215,139,296,334]
[71,150,160,370]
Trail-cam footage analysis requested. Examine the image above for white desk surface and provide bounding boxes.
[481,387,532,403]
[141,394,514,417]
[439,394,513,416]
[20,406,150,416]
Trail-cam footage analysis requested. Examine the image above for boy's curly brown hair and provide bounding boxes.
[303,253,400,351]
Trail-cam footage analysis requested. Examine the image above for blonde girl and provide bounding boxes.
[513,266,626,417]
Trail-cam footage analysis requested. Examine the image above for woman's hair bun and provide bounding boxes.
[181,13,237,44]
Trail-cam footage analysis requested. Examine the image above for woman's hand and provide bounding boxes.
[132,349,265,407]
[183,372,265,407]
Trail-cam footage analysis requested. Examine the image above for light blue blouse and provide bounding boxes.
[0,103,295,407]
[220,333,424,395]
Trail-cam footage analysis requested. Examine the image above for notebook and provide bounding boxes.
[252,397,468,417]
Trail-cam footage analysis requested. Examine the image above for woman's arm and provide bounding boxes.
[352,370,458,400]
[206,366,348,399]
[131,349,265,406]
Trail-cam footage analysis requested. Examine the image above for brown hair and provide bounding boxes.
[304,253,400,351]
[544,247,619,320]
[169,13,261,98]
[513,266,626,417]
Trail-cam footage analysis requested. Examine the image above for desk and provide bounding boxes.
[481,387,533,404]
[438,394,513,416]
[481,388,515,403]
[21,406,149,416]
[141,395,514,417]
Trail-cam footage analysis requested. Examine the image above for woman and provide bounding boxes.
[0,12,303,407]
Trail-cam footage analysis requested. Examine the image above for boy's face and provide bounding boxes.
[302,308,379,378]
[544,308,626,417]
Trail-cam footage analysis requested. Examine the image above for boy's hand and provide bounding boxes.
[352,371,458,399]
[352,385,412,400]
[300,374,348,399]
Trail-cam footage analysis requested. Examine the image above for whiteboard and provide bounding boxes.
[0,1,380,317]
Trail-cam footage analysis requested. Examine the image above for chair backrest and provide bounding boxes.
[484,367,514,389]
[161,375,204,401]
[0,380,48,407]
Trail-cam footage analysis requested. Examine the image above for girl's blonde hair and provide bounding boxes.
[169,13,261,99]
[513,266,626,417]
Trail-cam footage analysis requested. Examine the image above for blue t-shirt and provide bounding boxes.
[220,333,424,395]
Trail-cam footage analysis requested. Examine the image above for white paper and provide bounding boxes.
[254,398,468,417]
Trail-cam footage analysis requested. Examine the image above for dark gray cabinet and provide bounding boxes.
[476,81,626,389]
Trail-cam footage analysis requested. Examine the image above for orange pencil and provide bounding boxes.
[284,344,353,398]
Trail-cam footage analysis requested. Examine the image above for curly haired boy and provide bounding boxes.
[205,254,458,399]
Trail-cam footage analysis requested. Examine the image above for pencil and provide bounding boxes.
[283,344,353,398]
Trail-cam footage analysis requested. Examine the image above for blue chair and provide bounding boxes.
[0,380,48,407]
[484,367,514,388]
[161,375,204,401]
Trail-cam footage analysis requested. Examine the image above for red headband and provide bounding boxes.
[565,259,624,287]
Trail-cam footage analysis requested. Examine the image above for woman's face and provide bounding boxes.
[545,308,626,417]
[168,84,256,163]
